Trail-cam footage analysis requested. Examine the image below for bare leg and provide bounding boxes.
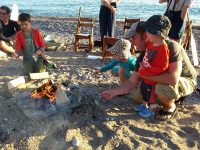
[156,94,177,120]
[118,67,128,84]
[0,40,15,54]
[157,94,176,110]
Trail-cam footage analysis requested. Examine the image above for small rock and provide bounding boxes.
[3,118,8,122]
[0,129,9,143]
[106,117,110,121]
[72,138,79,147]
[115,143,120,147]
[113,107,120,111]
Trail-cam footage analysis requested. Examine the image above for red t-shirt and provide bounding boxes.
[139,42,169,85]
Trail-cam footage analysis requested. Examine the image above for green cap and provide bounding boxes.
[144,15,171,38]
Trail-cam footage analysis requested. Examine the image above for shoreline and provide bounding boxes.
[31,16,200,28]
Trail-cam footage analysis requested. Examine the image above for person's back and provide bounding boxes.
[166,39,197,80]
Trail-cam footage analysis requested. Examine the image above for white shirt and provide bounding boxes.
[168,0,193,11]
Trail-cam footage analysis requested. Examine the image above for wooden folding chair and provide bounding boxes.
[123,18,141,34]
[102,37,119,61]
[74,7,94,52]
[181,18,192,50]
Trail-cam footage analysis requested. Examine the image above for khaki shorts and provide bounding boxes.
[132,77,197,103]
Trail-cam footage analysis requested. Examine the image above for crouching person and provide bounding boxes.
[95,39,137,84]
[13,13,46,75]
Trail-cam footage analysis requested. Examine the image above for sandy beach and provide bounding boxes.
[0,16,200,150]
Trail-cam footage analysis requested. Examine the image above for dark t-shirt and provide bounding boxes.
[134,40,197,80]
[166,39,197,79]
[0,20,21,37]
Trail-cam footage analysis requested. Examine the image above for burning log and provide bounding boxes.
[31,80,57,102]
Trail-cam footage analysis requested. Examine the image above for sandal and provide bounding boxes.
[155,107,177,121]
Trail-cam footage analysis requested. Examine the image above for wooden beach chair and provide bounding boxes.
[180,18,192,50]
[180,13,199,66]
[123,18,141,55]
[123,18,141,34]
[74,7,94,52]
[102,37,119,61]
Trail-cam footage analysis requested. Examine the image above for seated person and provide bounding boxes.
[0,5,21,41]
[13,13,46,75]
[0,39,15,55]
[0,5,21,55]
[95,39,137,83]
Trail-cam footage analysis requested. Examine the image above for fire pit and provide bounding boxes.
[15,80,101,121]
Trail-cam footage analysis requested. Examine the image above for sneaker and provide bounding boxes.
[139,107,155,117]
[134,104,146,112]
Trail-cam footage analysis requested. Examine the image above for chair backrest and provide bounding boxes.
[123,18,141,34]
[181,20,192,50]
[76,17,94,35]
[102,37,119,60]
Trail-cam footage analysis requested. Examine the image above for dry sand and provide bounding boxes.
[0,16,200,150]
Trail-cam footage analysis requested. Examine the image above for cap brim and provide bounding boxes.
[123,22,139,39]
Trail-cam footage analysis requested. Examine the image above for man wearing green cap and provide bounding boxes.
[101,15,197,120]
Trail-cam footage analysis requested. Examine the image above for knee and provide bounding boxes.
[155,83,179,100]
[0,40,3,47]
[131,88,143,104]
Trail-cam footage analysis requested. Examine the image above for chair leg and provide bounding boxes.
[89,37,93,52]
[75,36,79,51]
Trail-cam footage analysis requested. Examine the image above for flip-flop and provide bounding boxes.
[155,107,177,121]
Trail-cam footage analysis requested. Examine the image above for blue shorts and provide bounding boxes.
[112,66,132,78]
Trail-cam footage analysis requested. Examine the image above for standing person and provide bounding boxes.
[159,0,193,42]
[99,0,121,43]
[135,15,171,117]
[101,16,197,121]
[95,39,137,83]
[13,13,46,75]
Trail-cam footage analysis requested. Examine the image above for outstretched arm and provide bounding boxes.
[101,71,140,100]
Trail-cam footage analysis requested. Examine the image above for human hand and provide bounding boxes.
[94,69,101,74]
[12,53,18,59]
[111,8,117,13]
[36,50,42,56]
[101,90,117,100]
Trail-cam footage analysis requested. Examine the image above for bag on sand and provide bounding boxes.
[41,32,60,51]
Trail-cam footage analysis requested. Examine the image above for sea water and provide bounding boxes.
[2,0,200,25]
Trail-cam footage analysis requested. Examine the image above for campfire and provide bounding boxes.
[31,80,57,102]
